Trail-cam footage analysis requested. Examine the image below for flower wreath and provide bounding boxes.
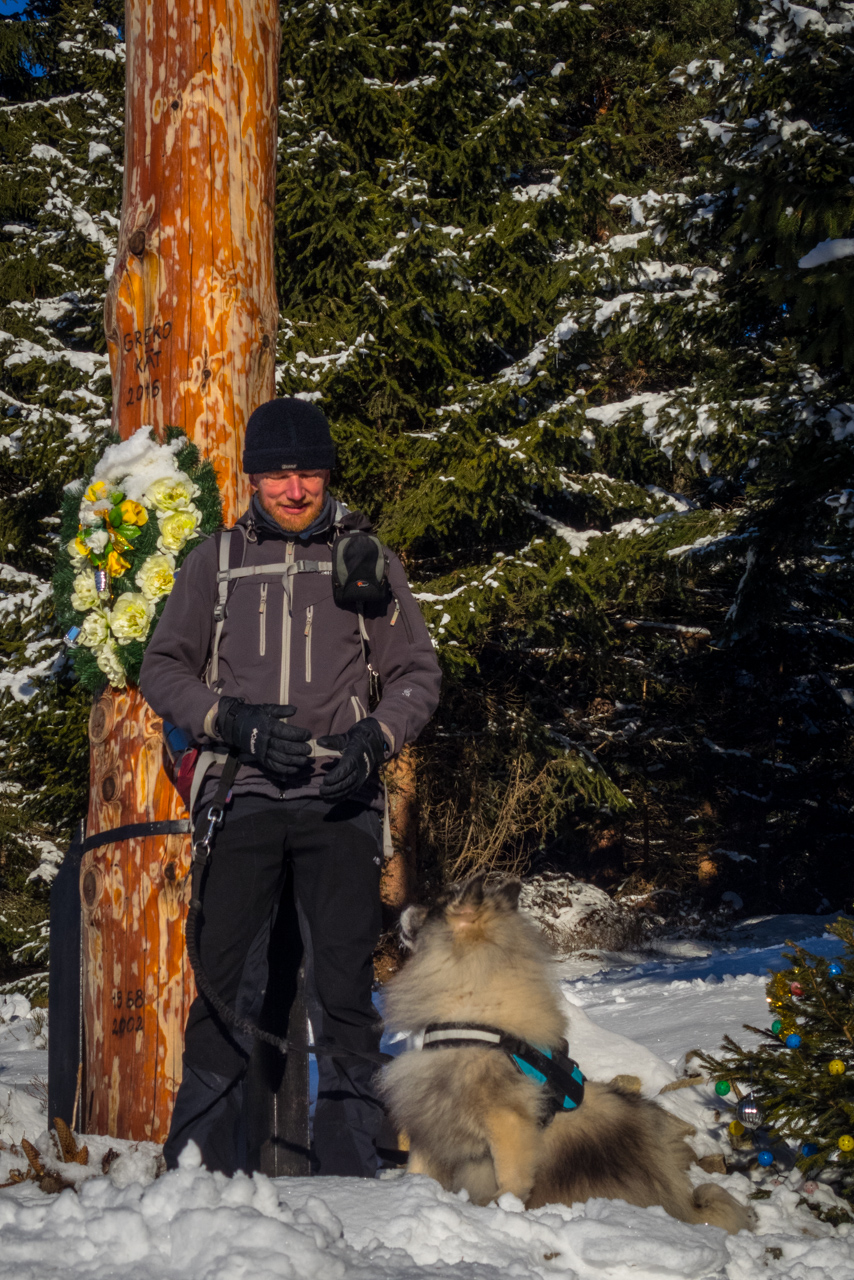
[54,428,222,691]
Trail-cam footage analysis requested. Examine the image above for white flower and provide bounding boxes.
[79,507,102,527]
[70,570,101,612]
[77,610,110,649]
[157,507,201,554]
[95,640,127,688]
[144,474,199,514]
[87,529,109,553]
[109,592,154,643]
[135,553,175,602]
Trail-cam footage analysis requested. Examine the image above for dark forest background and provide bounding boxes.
[1,0,852,988]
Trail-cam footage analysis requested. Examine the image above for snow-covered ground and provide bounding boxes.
[1,914,851,1280]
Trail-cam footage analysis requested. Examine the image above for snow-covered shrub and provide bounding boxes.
[521,873,643,954]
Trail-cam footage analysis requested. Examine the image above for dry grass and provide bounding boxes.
[421,750,573,881]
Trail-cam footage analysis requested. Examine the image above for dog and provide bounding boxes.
[380,875,752,1233]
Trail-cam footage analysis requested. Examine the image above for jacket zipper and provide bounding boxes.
[304,605,313,683]
[279,542,295,704]
[351,694,366,722]
[259,583,268,656]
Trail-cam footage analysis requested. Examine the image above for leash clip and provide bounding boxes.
[192,803,226,864]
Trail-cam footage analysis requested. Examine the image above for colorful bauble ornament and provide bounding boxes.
[785,1034,802,1048]
[729,1119,745,1137]
[771,1019,782,1035]
[839,1135,854,1153]
[803,1181,818,1195]
[828,1059,846,1076]
[715,1080,731,1096]
[757,1150,774,1167]
[828,964,842,977]
[802,1143,819,1157]
[736,1095,764,1128]
[790,982,803,996]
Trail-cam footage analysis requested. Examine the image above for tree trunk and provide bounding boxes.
[381,746,418,913]
[80,0,280,1142]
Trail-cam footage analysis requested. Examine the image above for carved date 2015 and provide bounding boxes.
[122,320,172,406]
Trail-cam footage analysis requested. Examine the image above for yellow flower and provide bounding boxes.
[106,549,131,578]
[109,592,154,643]
[119,499,148,527]
[77,609,110,649]
[84,480,107,503]
[70,570,100,612]
[68,535,90,566]
[135,553,175,603]
[144,475,200,514]
[157,507,201,554]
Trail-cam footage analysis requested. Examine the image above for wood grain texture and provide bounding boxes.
[83,0,280,1141]
[381,747,418,911]
[104,0,280,524]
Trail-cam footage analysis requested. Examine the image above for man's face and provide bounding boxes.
[250,470,330,533]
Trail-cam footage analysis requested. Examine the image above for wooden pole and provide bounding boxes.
[381,747,418,912]
[80,0,280,1142]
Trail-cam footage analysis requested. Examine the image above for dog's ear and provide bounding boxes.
[398,904,428,950]
[486,878,522,913]
[451,874,486,909]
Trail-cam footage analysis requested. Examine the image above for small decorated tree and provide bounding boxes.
[699,918,854,1201]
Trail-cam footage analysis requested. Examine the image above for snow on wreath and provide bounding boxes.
[54,429,222,691]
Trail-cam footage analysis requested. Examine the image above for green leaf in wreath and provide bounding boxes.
[108,507,123,527]
[110,491,125,505]
[121,524,141,541]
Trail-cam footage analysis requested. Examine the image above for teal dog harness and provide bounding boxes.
[422,1021,585,1120]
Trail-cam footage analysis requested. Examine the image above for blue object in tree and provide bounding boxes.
[828,964,842,977]
[757,1150,774,1167]
[786,1034,802,1048]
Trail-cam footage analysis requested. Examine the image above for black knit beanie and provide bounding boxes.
[242,398,336,473]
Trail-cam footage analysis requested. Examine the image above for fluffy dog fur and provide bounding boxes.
[381,876,752,1234]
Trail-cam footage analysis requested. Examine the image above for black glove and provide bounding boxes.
[316,717,387,802]
[216,698,310,776]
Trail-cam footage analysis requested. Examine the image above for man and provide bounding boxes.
[139,397,441,1178]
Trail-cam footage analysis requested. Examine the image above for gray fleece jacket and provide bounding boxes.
[139,498,441,806]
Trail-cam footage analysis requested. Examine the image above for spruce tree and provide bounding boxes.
[0,0,122,985]
[1,0,852,993]
[275,0,854,896]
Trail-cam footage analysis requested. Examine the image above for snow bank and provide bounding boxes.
[0,1146,347,1280]
[1,1148,851,1280]
[2,922,852,1279]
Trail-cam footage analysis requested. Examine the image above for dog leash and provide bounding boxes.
[185,753,392,1069]
[422,1021,586,1116]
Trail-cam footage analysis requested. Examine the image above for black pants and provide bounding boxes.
[164,795,384,1177]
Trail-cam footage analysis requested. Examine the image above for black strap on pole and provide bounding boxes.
[82,819,192,853]
[184,754,392,1069]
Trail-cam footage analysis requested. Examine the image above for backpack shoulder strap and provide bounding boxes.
[207,529,232,690]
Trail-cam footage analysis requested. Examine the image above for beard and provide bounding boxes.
[256,487,327,532]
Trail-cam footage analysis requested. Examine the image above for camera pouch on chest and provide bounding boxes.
[331,530,389,607]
